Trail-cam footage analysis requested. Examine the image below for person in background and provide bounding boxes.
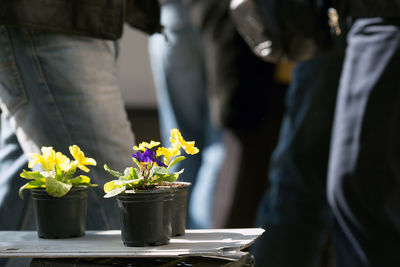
[0,1,161,266]
[150,0,283,229]
[252,0,400,266]
[148,0,225,229]
[327,15,400,266]
[181,0,284,228]
[251,32,347,266]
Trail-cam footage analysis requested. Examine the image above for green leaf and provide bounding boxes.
[147,166,184,184]
[104,164,123,178]
[168,156,186,169]
[28,178,46,187]
[104,185,126,198]
[114,179,140,186]
[131,167,139,180]
[123,167,131,177]
[64,163,77,180]
[45,177,72,197]
[119,167,139,181]
[163,174,179,182]
[69,175,91,186]
[104,181,118,193]
[19,177,47,199]
[174,169,184,175]
[18,178,46,199]
[20,170,44,180]
[149,166,168,178]
[54,165,65,182]
[154,174,176,183]
[158,169,184,183]
[132,157,141,169]
[122,167,136,180]
[103,180,130,192]
[19,184,28,199]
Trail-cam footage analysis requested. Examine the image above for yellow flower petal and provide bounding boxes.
[55,152,71,172]
[133,141,160,151]
[41,146,56,171]
[28,153,45,169]
[156,147,171,159]
[78,164,90,173]
[83,157,97,165]
[169,146,181,157]
[69,145,96,172]
[182,141,199,155]
[169,129,199,155]
[41,146,54,157]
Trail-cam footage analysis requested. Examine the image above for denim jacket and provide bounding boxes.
[0,0,162,40]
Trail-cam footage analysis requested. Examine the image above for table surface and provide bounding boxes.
[0,228,264,258]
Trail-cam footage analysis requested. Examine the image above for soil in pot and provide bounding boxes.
[170,182,191,236]
[117,189,173,247]
[31,187,88,239]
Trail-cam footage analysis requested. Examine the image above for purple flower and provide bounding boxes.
[132,148,167,167]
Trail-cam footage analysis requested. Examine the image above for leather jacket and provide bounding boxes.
[0,0,162,40]
[335,0,400,18]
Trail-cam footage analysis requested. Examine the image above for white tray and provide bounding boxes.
[0,228,264,258]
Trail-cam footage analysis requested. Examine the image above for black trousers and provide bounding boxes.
[328,17,400,267]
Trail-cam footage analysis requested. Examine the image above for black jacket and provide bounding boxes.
[0,0,162,40]
[183,0,277,133]
[335,0,400,18]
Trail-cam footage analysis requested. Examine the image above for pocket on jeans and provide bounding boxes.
[0,28,28,115]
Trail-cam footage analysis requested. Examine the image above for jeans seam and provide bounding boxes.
[26,30,74,145]
[2,27,29,115]
[113,40,119,62]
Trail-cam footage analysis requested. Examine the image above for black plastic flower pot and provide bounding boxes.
[116,189,173,247]
[31,187,88,239]
[171,182,191,236]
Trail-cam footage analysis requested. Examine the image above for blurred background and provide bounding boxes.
[117,26,160,142]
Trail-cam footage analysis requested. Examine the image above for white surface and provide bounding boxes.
[117,26,157,108]
[0,228,264,258]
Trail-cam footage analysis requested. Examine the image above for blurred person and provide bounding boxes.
[243,3,352,266]
[148,0,225,229]
[251,32,347,267]
[251,1,400,266]
[182,0,283,228]
[0,1,161,266]
[149,0,282,229]
[327,15,400,266]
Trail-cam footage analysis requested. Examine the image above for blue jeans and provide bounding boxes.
[148,0,225,229]
[328,18,400,267]
[0,26,135,232]
[251,34,346,266]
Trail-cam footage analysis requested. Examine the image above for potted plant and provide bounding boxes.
[19,145,97,239]
[103,128,199,246]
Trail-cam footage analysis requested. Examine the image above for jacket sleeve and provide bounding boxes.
[0,0,125,40]
[183,0,276,133]
[125,0,163,35]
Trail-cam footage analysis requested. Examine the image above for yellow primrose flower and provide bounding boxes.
[28,153,48,170]
[42,146,57,170]
[28,146,55,171]
[156,146,181,165]
[169,129,199,155]
[182,141,199,155]
[69,145,96,172]
[133,141,160,151]
[156,147,169,159]
[170,129,184,145]
[55,152,71,172]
